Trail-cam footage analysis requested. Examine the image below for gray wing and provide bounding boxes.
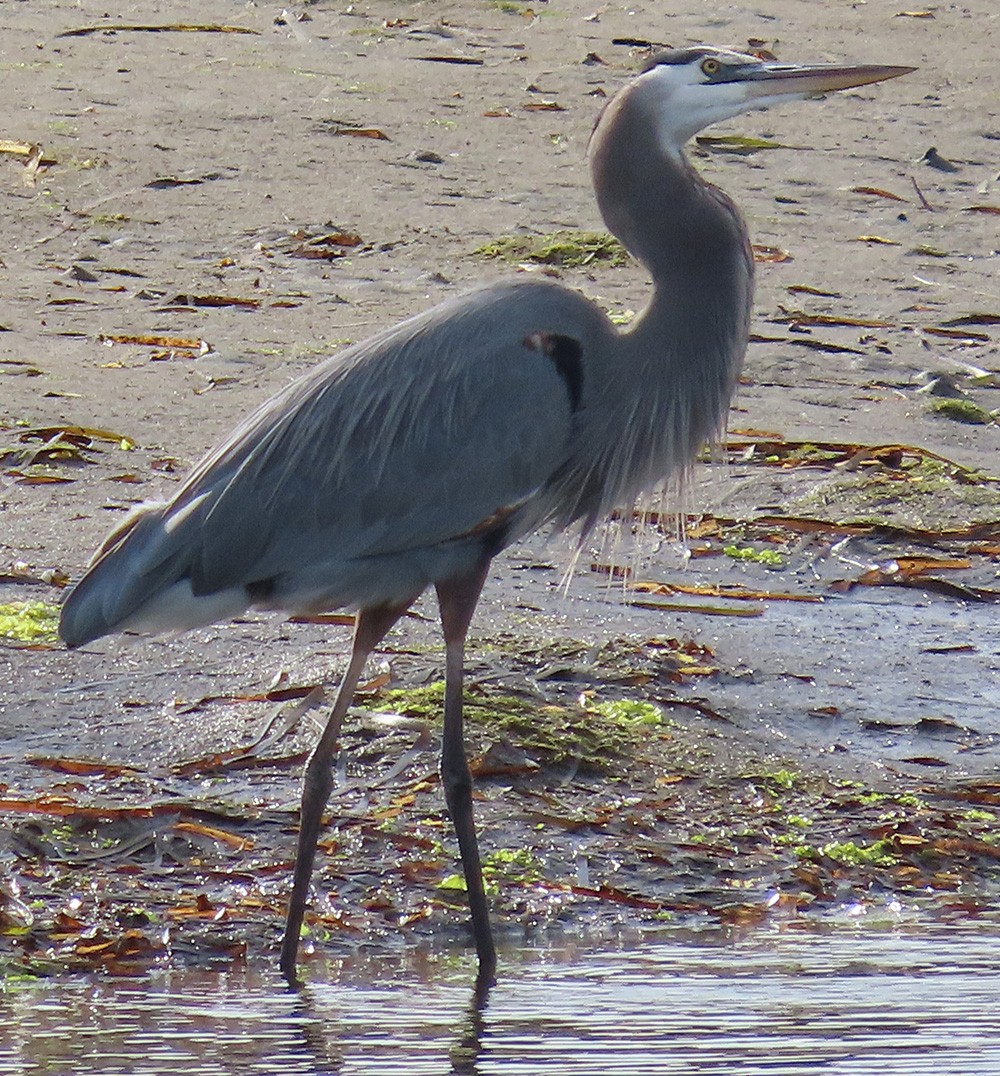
[142,281,595,602]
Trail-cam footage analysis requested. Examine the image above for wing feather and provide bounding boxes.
[152,282,590,597]
[60,279,620,643]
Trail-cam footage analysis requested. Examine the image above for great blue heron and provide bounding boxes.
[59,47,912,987]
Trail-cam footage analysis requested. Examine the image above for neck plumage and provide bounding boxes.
[572,82,753,520]
[590,82,754,358]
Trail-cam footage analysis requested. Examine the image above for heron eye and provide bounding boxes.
[701,58,721,76]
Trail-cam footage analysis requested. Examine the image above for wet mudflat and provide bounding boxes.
[5,548,1000,979]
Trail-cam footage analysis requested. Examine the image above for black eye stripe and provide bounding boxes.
[641,48,754,83]
[641,47,706,73]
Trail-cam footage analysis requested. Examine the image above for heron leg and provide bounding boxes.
[280,601,410,984]
[435,561,497,989]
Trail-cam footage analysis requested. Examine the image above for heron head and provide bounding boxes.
[635,46,914,154]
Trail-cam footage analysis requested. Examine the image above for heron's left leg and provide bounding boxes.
[280,600,412,983]
[435,560,497,989]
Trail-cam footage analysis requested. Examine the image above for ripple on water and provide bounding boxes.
[1,929,999,1075]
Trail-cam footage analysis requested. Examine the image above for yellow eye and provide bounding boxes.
[701,58,721,76]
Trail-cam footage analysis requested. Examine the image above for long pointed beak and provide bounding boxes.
[738,60,915,99]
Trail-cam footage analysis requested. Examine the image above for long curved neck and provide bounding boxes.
[589,83,754,353]
[573,82,754,516]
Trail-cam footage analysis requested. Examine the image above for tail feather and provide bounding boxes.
[59,503,249,648]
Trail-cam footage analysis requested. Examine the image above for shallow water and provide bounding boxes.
[2,927,999,1075]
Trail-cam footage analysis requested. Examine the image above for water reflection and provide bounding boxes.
[2,928,999,1074]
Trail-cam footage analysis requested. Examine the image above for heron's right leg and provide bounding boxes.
[436,561,497,991]
[280,601,411,984]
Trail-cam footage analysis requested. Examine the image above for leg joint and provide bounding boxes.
[303,749,335,806]
[441,752,472,801]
